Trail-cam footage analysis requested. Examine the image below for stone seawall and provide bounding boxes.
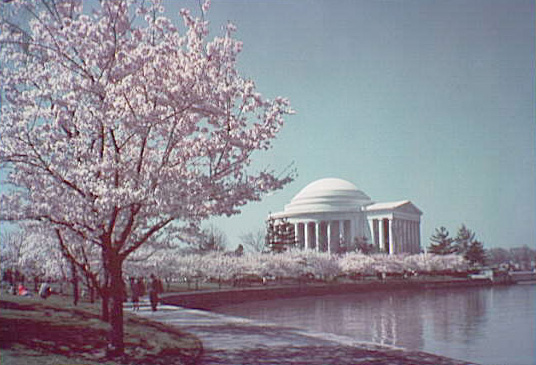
[162,278,505,310]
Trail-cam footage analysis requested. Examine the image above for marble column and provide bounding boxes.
[378,219,385,253]
[405,221,410,251]
[413,221,417,252]
[368,219,375,246]
[388,219,394,255]
[304,222,310,250]
[373,219,379,249]
[410,221,414,251]
[413,222,418,251]
[306,222,314,250]
[349,219,355,250]
[397,221,403,253]
[326,221,333,253]
[295,223,304,249]
[328,220,340,254]
[315,222,321,252]
[339,220,345,251]
[344,220,351,248]
[415,221,421,252]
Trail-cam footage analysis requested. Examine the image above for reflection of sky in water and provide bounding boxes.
[216,285,535,365]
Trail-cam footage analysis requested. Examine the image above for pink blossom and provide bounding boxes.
[1,0,293,354]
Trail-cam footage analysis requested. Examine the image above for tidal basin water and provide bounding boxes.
[215,284,535,365]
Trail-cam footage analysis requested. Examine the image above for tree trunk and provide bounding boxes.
[101,288,110,322]
[84,276,96,303]
[107,255,125,357]
[101,248,111,322]
[89,283,95,303]
[71,261,79,306]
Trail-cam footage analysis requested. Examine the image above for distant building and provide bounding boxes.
[270,178,422,254]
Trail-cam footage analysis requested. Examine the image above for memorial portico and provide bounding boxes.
[270,178,422,255]
[365,201,423,254]
[293,219,352,254]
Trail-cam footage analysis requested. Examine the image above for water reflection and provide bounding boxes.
[425,288,489,345]
[343,291,425,349]
[216,285,535,365]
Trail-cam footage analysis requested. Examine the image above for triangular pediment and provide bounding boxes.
[395,201,423,215]
[366,200,422,215]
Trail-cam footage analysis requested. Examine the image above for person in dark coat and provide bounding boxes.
[130,277,140,311]
[149,274,159,312]
[137,277,145,297]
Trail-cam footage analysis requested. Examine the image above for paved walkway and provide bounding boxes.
[130,302,476,365]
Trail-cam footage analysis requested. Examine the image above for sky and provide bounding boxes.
[1,1,534,252]
[179,0,535,250]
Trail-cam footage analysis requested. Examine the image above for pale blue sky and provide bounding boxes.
[2,1,533,251]
[192,0,535,249]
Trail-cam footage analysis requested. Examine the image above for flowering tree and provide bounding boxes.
[19,227,69,281]
[120,251,471,286]
[1,226,69,283]
[0,231,26,274]
[403,253,468,273]
[339,252,376,276]
[290,250,340,279]
[0,0,293,355]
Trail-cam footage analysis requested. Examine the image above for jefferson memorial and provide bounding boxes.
[270,178,422,254]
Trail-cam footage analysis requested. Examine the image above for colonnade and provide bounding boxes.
[370,218,420,254]
[293,220,352,254]
[290,218,420,254]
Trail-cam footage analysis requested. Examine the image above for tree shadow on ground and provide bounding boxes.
[0,298,202,365]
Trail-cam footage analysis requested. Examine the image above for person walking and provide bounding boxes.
[130,277,140,311]
[38,279,52,299]
[149,274,159,312]
[137,277,145,297]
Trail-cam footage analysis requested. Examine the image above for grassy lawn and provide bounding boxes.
[0,294,202,365]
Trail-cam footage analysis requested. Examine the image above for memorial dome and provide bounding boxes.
[283,178,372,215]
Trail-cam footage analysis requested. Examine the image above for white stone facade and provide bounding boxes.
[270,178,422,254]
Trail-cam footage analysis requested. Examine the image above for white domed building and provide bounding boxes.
[270,178,422,254]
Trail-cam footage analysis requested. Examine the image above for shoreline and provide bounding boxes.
[137,301,476,365]
[162,276,509,310]
[157,277,522,364]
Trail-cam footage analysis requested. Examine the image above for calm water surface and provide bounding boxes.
[215,284,536,365]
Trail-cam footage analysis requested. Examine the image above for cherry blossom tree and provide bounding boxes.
[1,226,67,282]
[0,231,26,275]
[339,252,376,276]
[0,0,294,355]
[124,251,471,292]
[403,253,468,274]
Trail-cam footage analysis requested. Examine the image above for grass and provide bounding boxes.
[0,294,202,365]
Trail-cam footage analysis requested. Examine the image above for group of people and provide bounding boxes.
[129,274,163,311]
[2,269,53,299]
[3,268,164,310]
[2,269,28,296]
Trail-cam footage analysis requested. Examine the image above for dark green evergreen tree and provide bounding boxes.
[428,226,455,255]
[465,240,487,266]
[265,217,296,253]
[453,224,475,257]
[452,224,488,266]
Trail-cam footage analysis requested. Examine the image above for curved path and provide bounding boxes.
[131,302,476,365]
